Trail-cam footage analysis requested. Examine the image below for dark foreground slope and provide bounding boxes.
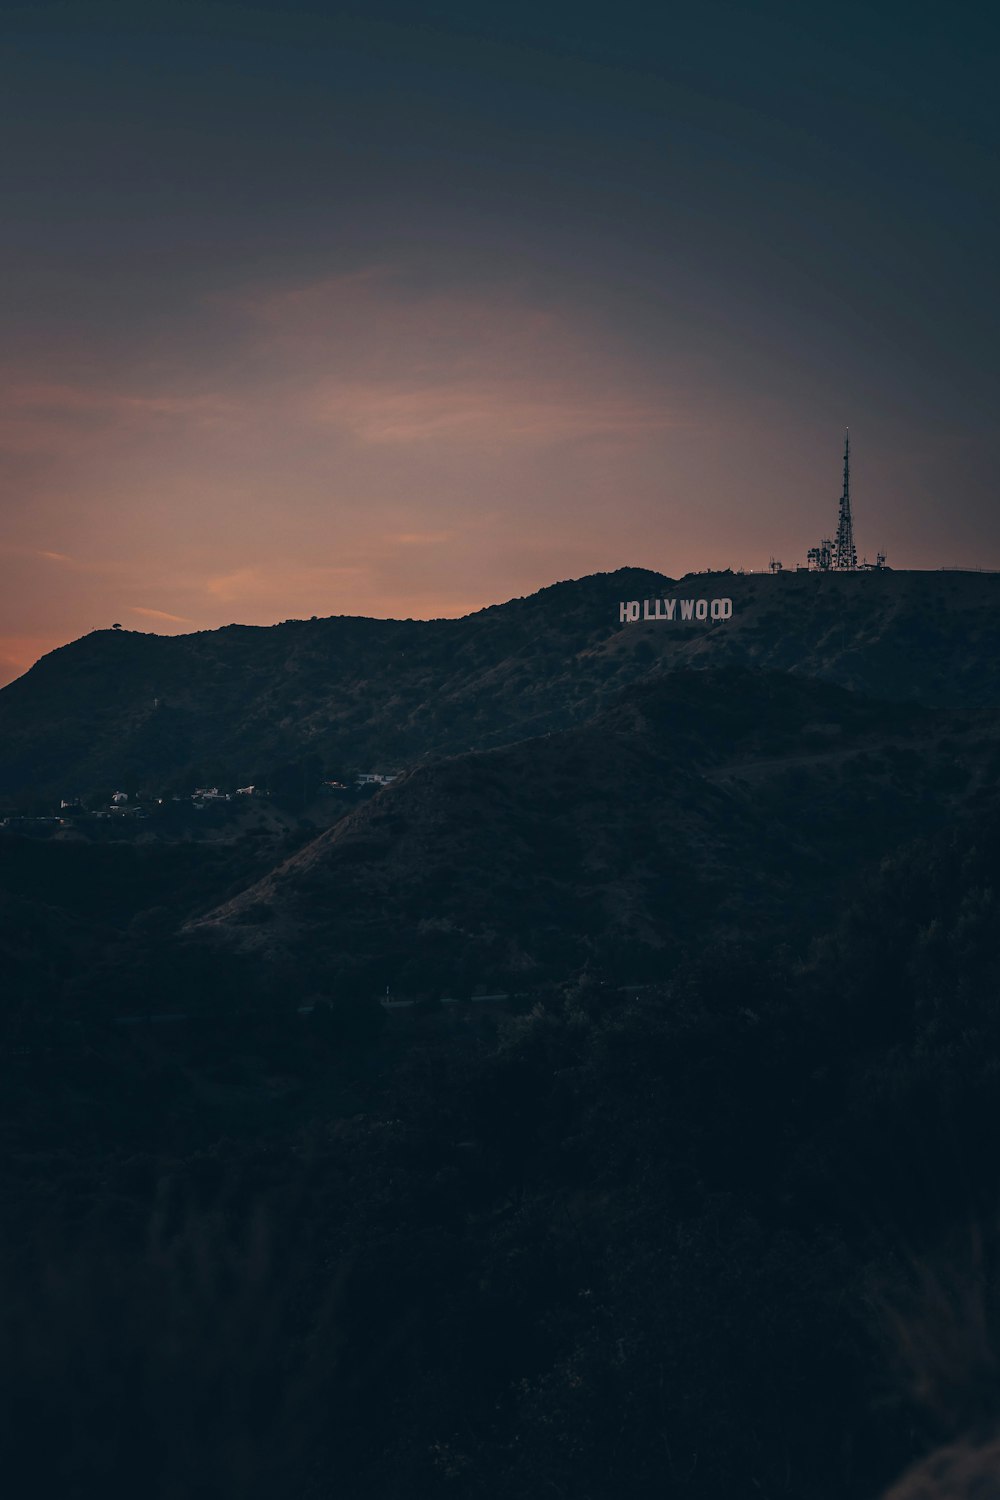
[2,566,1000,799]
[6,664,1000,1500]
[7,815,1000,1500]
[188,669,1000,994]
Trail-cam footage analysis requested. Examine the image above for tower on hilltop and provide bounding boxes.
[833,428,857,571]
[803,429,884,571]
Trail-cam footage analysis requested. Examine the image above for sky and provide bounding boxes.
[1,0,998,684]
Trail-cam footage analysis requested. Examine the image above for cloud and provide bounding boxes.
[204,565,369,606]
[234,267,685,448]
[305,380,672,447]
[0,544,105,574]
[129,606,194,624]
[389,531,456,546]
[0,380,236,458]
[5,383,233,420]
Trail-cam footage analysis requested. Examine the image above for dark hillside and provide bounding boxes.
[188,669,1000,995]
[7,816,1000,1499]
[2,567,999,799]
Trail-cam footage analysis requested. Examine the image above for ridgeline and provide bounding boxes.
[2,566,999,800]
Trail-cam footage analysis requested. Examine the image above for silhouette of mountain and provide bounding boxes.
[6,579,1000,1500]
[2,566,999,800]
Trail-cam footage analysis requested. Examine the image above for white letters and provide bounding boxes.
[617,596,733,625]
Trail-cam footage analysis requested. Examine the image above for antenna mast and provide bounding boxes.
[834,428,857,570]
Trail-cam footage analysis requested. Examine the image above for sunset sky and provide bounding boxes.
[2,0,998,684]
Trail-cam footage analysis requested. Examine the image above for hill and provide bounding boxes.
[187,668,1000,994]
[2,566,1000,801]
[7,700,1000,1500]
[7,655,1000,1500]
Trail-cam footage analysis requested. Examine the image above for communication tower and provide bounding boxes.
[801,431,885,571]
[833,429,857,570]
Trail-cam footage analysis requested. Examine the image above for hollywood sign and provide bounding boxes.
[618,596,733,623]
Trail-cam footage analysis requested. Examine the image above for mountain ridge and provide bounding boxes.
[3,566,999,800]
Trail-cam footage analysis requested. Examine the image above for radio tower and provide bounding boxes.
[833,428,857,570]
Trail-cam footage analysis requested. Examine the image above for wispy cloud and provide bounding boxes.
[389,531,456,546]
[234,267,684,448]
[129,606,194,624]
[0,544,102,573]
[204,565,369,606]
[5,383,233,419]
[0,380,236,457]
[305,380,673,447]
